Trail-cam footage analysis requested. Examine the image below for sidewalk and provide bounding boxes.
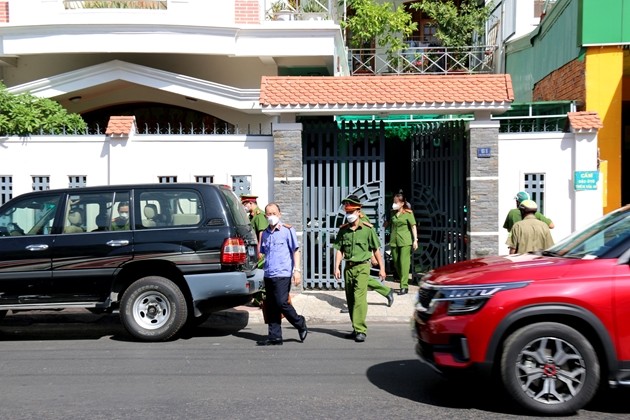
[210,280,417,326]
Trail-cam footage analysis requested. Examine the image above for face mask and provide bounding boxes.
[392,203,400,210]
[119,212,129,220]
[267,215,280,226]
[346,213,359,223]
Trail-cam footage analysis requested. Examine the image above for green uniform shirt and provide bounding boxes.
[503,208,552,232]
[389,210,416,247]
[506,215,555,253]
[249,208,268,235]
[334,221,381,262]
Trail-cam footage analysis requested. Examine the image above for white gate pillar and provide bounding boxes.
[569,112,603,231]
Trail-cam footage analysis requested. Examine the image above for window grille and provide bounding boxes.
[68,175,87,189]
[0,176,12,205]
[195,176,214,184]
[158,176,177,184]
[232,175,252,195]
[32,176,50,191]
[524,173,546,214]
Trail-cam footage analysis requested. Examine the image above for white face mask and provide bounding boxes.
[392,203,400,211]
[267,215,280,226]
[119,212,129,220]
[346,213,359,223]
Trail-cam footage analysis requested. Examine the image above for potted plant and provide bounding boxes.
[299,0,327,20]
[411,0,492,72]
[342,0,417,74]
[270,0,297,21]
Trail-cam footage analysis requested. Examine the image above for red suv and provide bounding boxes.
[413,204,630,415]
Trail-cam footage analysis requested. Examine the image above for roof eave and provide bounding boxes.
[261,101,513,116]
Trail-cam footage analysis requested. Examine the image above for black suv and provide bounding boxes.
[0,183,263,341]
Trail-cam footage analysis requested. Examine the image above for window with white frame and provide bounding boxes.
[32,176,50,191]
[0,176,12,205]
[523,173,546,214]
[68,175,87,189]
[195,176,214,184]
[158,176,177,184]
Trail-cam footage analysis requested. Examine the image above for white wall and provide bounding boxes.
[498,131,603,254]
[0,134,274,207]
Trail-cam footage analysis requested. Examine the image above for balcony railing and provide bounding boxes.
[63,1,167,9]
[348,45,497,76]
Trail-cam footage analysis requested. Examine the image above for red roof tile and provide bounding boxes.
[567,112,603,132]
[106,116,136,136]
[260,74,513,113]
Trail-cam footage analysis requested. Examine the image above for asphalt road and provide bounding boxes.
[0,311,629,419]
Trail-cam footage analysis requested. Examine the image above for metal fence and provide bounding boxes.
[348,45,497,76]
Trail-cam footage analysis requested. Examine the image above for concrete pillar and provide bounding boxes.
[467,115,500,258]
[271,122,303,231]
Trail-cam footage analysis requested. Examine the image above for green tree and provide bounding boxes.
[411,0,492,48]
[0,84,87,136]
[342,0,417,56]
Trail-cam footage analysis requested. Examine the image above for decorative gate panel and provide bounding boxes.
[411,120,468,275]
[303,120,386,289]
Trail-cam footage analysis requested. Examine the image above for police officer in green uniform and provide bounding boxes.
[334,195,387,342]
[241,194,269,307]
[241,194,268,256]
[386,192,417,295]
[343,197,394,308]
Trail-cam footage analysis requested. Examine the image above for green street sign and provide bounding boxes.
[574,171,599,191]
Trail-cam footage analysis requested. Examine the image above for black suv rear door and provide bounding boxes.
[0,193,59,304]
[51,191,133,302]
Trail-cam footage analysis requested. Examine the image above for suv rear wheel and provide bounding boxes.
[500,322,600,415]
[120,276,187,341]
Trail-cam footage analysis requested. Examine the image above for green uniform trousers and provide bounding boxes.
[367,276,390,297]
[344,262,370,334]
[391,245,412,289]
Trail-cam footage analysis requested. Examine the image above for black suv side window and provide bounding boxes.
[64,192,119,233]
[0,195,59,236]
[137,189,203,229]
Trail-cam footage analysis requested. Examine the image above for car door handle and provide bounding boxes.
[25,244,49,251]
[106,240,130,247]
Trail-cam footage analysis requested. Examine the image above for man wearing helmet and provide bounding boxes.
[506,200,555,254]
[503,191,555,233]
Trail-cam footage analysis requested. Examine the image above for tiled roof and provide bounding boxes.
[106,116,136,136]
[260,74,514,114]
[567,112,603,132]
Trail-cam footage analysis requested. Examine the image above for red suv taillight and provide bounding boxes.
[221,237,247,265]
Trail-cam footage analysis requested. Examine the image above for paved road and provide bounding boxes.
[0,312,629,419]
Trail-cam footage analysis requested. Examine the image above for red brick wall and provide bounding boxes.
[0,2,9,23]
[235,0,260,24]
[533,59,586,110]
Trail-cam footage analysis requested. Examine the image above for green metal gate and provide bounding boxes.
[411,120,468,275]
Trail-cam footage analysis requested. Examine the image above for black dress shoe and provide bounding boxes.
[354,333,366,342]
[299,326,308,342]
[386,289,395,307]
[256,338,283,346]
[344,331,357,339]
[398,288,408,295]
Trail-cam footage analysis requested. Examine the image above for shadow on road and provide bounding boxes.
[0,308,252,342]
[366,359,630,416]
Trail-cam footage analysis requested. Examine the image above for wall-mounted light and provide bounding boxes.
[69,96,82,103]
